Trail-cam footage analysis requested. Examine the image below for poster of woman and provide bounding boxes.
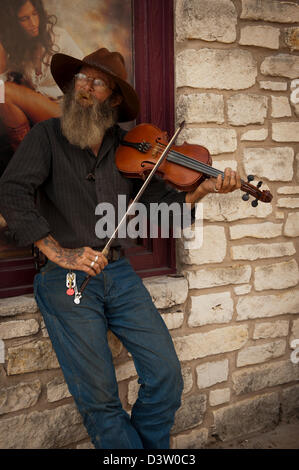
[0,0,133,257]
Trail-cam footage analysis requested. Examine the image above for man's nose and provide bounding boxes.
[82,80,94,92]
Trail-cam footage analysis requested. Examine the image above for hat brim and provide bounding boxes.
[51,53,139,122]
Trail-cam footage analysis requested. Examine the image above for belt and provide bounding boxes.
[92,246,125,263]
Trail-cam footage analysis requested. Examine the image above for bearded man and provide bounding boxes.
[0,48,241,449]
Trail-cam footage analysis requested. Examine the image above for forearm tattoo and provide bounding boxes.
[41,235,84,264]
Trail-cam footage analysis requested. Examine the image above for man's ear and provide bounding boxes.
[110,93,123,107]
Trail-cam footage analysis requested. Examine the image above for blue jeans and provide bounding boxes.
[34,257,183,449]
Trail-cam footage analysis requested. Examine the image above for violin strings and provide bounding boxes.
[154,142,256,191]
[154,143,224,178]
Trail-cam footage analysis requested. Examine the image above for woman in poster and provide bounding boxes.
[0,0,83,152]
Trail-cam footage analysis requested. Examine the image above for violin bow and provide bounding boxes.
[74,121,186,304]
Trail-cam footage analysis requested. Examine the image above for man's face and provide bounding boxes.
[61,66,121,149]
[74,66,115,107]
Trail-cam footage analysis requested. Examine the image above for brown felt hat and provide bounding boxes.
[50,48,139,122]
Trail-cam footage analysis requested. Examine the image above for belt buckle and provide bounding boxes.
[109,247,123,263]
[111,248,119,262]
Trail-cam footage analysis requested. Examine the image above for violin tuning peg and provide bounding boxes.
[257,181,262,188]
[247,174,254,182]
[242,193,250,201]
[251,199,258,207]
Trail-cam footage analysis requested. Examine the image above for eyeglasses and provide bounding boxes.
[74,73,110,89]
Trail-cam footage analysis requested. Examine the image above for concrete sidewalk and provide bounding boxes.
[206,421,299,449]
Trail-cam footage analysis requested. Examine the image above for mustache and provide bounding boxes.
[75,89,95,106]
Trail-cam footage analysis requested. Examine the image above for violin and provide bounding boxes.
[116,123,273,206]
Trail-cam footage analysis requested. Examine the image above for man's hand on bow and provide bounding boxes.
[35,235,108,276]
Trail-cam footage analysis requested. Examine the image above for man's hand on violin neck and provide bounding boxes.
[34,235,108,276]
[185,167,242,206]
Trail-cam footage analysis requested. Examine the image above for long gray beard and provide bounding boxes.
[60,88,117,149]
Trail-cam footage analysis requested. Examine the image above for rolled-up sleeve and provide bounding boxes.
[0,122,52,246]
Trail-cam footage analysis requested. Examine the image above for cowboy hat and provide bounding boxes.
[50,48,139,122]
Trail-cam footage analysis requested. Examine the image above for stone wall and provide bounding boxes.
[173,0,299,447]
[0,0,299,449]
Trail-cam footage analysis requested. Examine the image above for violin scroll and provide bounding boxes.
[241,174,272,206]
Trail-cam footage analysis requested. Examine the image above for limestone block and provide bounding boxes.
[227,94,268,126]
[297,154,299,183]
[180,225,226,265]
[275,211,284,219]
[6,340,59,375]
[212,160,238,172]
[232,359,299,395]
[290,99,299,118]
[284,27,299,52]
[277,198,299,209]
[253,320,289,340]
[261,54,299,79]
[243,147,294,181]
[181,366,193,395]
[185,264,251,289]
[40,318,49,337]
[240,25,280,49]
[281,385,299,422]
[174,325,248,361]
[273,122,299,142]
[47,377,71,402]
[196,359,229,389]
[0,319,39,339]
[0,380,41,415]
[176,49,257,90]
[200,190,273,221]
[241,0,299,23]
[76,441,94,449]
[176,93,224,124]
[161,312,184,330]
[0,295,38,317]
[254,259,299,291]
[172,428,209,449]
[178,127,237,155]
[128,378,139,405]
[234,284,251,295]
[0,403,87,449]
[283,212,299,237]
[290,318,299,345]
[259,81,287,91]
[176,0,237,43]
[171,394,207,434]
[209,388,230,406]
[271,96,292,118]
[189,292,233,326]
[230,222,282,240]
[241,129,268,141]
[212,392,279,442]
[107,330,123,358]
[236,288,299,321]
[115,360,137,382]
[231,242,296,261]
[278,186,299,194]
[143,276,188,309]
[236,339,286,367]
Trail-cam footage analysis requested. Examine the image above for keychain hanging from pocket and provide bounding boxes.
[66,271,77,296]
